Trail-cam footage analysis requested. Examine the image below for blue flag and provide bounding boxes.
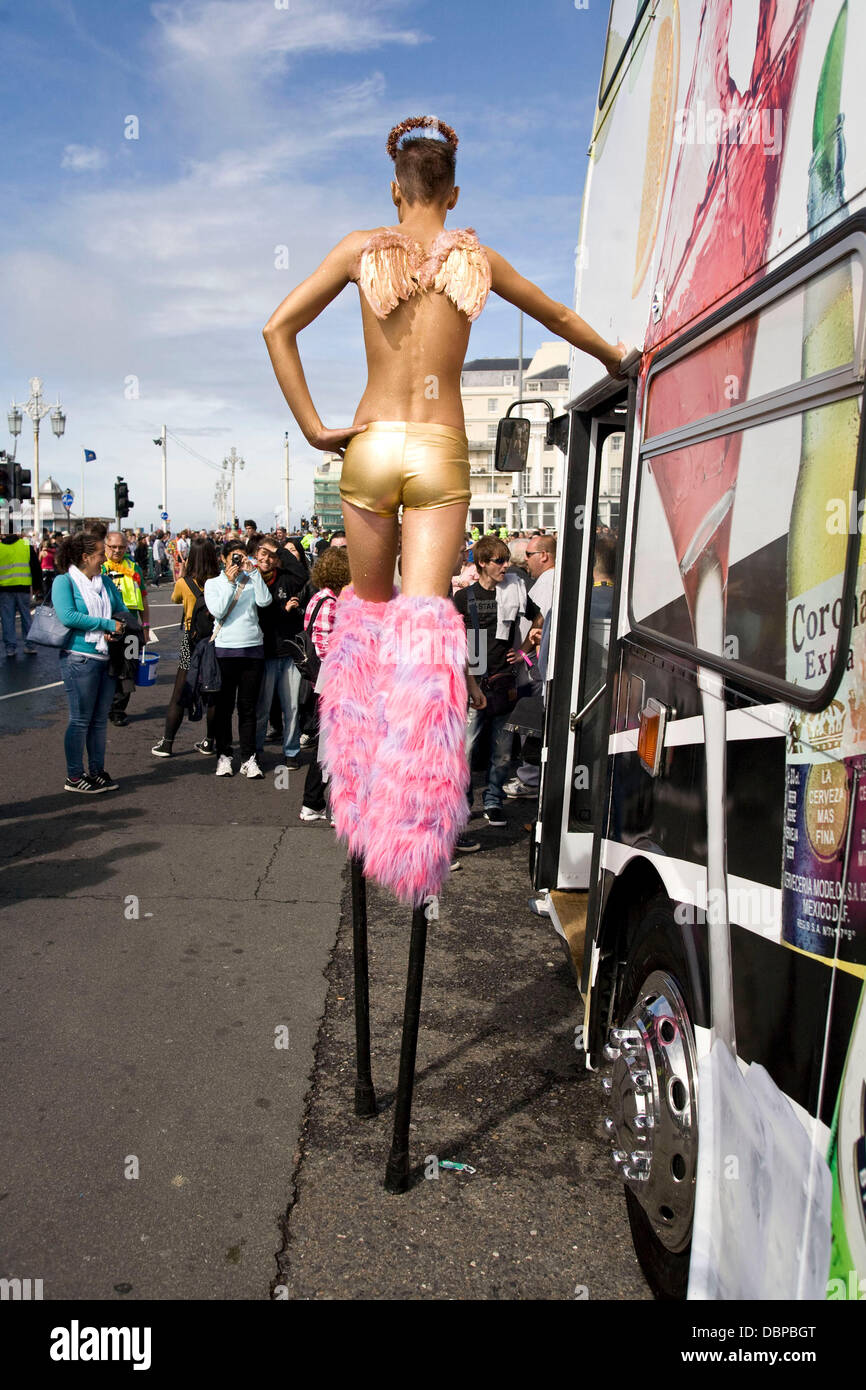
[84,449,96,462]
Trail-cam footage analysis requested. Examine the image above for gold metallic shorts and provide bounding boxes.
[339,420,471,516]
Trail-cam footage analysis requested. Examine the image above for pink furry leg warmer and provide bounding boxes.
[362,594,470,906]
[317,587,392,859]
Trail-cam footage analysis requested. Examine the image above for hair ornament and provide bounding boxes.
[386,116,459,160]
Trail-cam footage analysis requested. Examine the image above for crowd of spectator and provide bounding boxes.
[2,516,568,869]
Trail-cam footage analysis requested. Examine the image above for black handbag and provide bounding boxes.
[480,669,519,716]
[285,595,329,683]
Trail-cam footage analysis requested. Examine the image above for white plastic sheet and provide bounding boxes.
[688,1039,832,1300]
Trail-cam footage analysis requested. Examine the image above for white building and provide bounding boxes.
[598,432,624,532]
[460,343,570,532]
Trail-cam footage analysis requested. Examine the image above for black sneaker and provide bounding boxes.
[455,834,481,853]
[483,807,507,827]
[151,739,173,758]
[65,774,107,794]
[281,756,302,770]
[109,713,130,728]
[194,738,217,756]
[90,769,119,791]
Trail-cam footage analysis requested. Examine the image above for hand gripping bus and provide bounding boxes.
[506,0,866,1300]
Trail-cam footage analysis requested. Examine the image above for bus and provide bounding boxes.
[510,0,866,1300]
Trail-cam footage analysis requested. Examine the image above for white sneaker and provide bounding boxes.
[240,756,264,779]
[216,755,234,777]
[299,805,327,822]
[503,776,538,799]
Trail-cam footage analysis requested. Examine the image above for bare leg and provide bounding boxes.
[341,500,399,602]
[400,503,468,597]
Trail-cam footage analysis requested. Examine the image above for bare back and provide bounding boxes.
[355,291,470,429]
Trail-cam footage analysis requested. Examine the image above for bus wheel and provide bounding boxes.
[600,905,699,1299]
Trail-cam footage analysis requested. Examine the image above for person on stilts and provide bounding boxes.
[264,115,626,1184]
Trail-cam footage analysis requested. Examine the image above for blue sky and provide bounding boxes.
[0,0,611,528]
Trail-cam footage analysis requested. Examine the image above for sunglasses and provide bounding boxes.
[488,556,510,565]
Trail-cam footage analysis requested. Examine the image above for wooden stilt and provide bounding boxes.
[383,902,429,1193]
[350,854,377,1118]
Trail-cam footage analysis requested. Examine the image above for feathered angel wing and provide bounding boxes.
[356,233,422,318]
[430,230,492,322]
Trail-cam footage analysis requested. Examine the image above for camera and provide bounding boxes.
[231,552,245,568]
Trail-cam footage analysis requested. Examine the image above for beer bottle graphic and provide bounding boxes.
[783,0,866,1292]
[783,0,863,970]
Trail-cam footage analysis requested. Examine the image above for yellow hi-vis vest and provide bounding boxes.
[102,560,144,611]
[0,538,32,587]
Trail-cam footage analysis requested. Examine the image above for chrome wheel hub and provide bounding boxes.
[600,970,698,1253]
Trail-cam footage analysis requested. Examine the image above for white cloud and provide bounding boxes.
[61,144,107,172]
[151,0,428,67]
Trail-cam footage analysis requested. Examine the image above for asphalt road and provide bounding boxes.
[0,599,650,1301]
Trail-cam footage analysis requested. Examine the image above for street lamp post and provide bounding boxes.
[222,446,245,528]
[283,432,290,531]
[8,377,67,535]
[516,313,525,532]
[152,427,168,520]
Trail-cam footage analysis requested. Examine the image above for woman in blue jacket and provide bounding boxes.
[204,540,272,778]
[53,532,132,793]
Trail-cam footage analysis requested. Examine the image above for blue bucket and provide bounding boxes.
[136,652,160,687]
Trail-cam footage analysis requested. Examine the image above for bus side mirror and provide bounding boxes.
[494,417,531,473]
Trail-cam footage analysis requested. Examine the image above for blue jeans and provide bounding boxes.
[59,652,118,778]
[0,590,33,653]
[255,655,301,760]
[466,705,515,809]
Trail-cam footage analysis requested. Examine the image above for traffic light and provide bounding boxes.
[13,464,32,502]
[114,477,133,517]
[301,516,308,530]
[0,453,10,502]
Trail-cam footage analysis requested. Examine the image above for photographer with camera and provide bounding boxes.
[253,537,308,771]
[204,540,272,778]
[52,532,133,793]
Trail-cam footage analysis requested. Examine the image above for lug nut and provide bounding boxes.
[603,1044,621,1062]
[603,1117,616,1135]
[601,1076,613,1095]
[623,1164,650,1183]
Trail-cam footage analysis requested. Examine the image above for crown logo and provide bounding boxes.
[799,698,846,752]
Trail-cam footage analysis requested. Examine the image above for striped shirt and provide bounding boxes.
[305,587,337,658]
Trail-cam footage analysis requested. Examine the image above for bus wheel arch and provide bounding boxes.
[591,859,710,1057]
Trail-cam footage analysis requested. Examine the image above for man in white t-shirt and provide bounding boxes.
[505,535,557,799]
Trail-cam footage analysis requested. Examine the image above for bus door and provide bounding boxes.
[535,369,635,896]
